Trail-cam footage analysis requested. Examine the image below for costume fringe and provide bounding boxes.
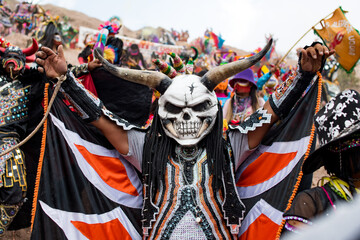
[30,83,49,231]
[275,72,323,239]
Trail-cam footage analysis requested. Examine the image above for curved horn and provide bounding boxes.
[94,48,172,94]
[22,38,39,56]
[201,38,273,91]
[26,55,36,63]
[213,52,220,64]
[190,46,198,61]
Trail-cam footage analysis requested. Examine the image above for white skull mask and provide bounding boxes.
[158,75,219,146]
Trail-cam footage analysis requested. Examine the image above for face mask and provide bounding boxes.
[158,75,219,146]
[234,81,251,93]
[53,35,62,45]
[2,57,24,72]
[1,48,26,78]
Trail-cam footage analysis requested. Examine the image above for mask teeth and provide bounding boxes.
[163,119,178,138]
[196,118,212,138]
[175,121,201,137]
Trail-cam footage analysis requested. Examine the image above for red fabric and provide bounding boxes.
[75,144,139,196]
[237,151,297,187]
[78,57,86,64]
[238,214,279,240]
[72,219,133,240]
[79,73,98,96]
[234,84,251,93]
[209,32,219,48]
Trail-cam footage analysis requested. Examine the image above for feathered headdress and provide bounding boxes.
[98,21,120,35]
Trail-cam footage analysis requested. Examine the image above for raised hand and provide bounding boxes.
[88,58,102,71]
[300,43,335,73]
[36,45,68,79]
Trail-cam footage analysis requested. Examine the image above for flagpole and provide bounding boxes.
[276,10,337,66]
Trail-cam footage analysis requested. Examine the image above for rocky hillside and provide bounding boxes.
[5,1,249,56]
[7,0,360,80]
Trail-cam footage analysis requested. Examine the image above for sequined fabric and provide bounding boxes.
[0,138,26,190]
[161,187,213,239]
[0,204,21,235]
[0,75,29,235]
[0,77,30,127]
[169,211,208,240]
[147,150,235,239]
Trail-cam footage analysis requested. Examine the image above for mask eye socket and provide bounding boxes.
[6,53,20,59]
[10,52,19,56]
[165,102,183,114]
[192,100,212,112]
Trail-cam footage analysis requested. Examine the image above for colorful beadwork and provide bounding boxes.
[328,137,360,152]
[0,204,21,234]
[284,215,312,233]
[283,215,312,225]
[0,78,30,127]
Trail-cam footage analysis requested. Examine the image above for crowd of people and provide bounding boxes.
[0,2,359,240]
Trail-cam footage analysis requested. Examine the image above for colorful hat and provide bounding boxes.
[215,79,229,91]
[229,68,257,89]
[265,76,278,88]
[98,21,120,35]
[303,89,360,174]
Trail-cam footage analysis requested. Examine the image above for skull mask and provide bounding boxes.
[158,75,218,146]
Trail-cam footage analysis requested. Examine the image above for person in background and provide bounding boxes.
[0,1,12,36]
[257,65,280,101]
[38,21,63,52]
[105,36,124,65]
[125,43,147,69]
[214,79,230,107]
[283,89,360,234]
[223,68,265,125]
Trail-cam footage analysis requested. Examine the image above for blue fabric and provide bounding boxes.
[218,96,230,107]
[263,95,269,102]
[256,72,272,90]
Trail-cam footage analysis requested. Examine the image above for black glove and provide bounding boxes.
[60,71,103,123]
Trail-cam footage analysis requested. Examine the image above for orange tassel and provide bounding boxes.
[275,72,323,239]
[30,83,50,231]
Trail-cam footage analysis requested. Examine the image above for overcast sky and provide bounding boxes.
[37,0,359,58]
